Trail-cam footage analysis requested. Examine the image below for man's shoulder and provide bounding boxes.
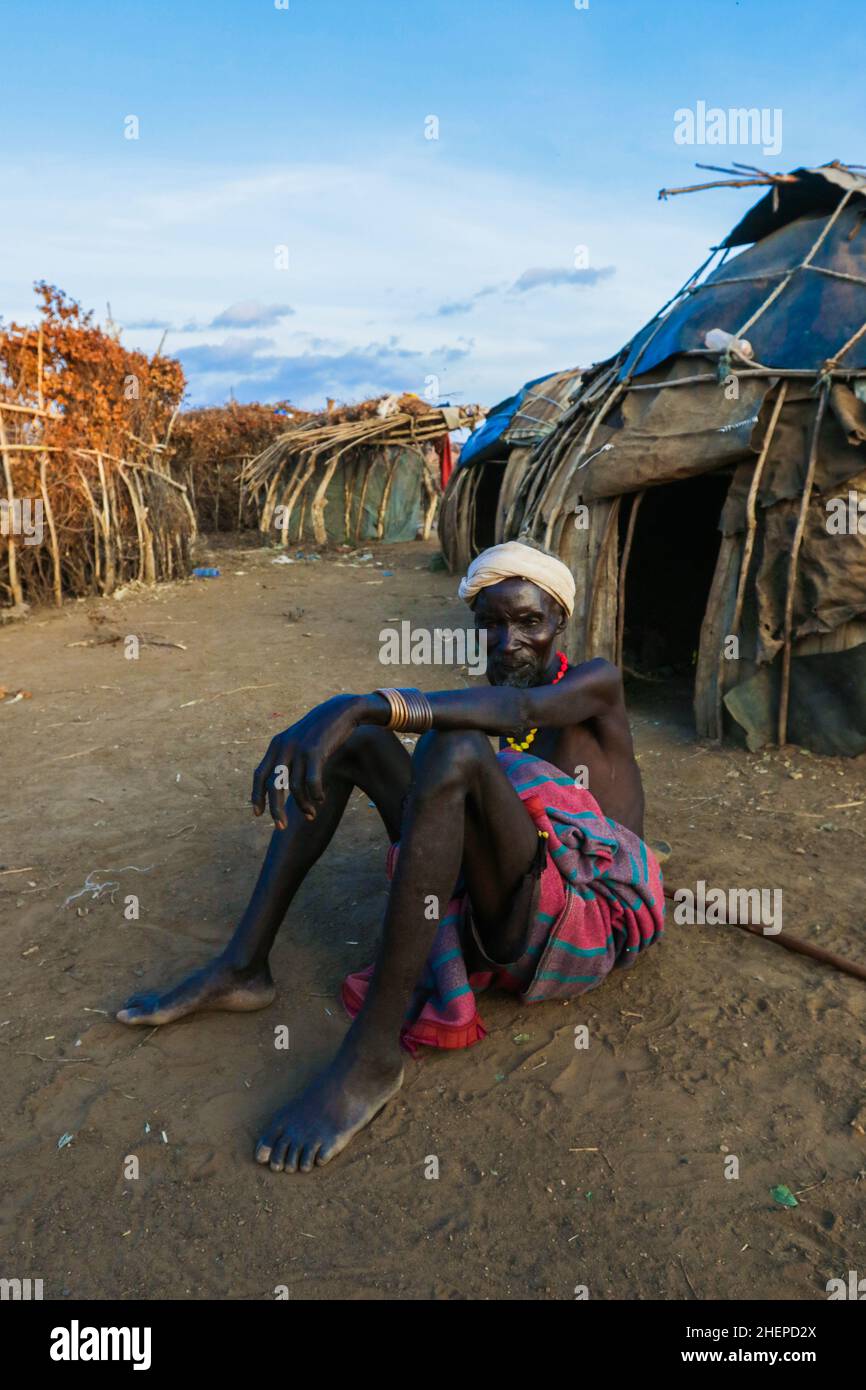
[566,656,623,697]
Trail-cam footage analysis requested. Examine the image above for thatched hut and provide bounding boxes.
[245,395,481,549]
[439,163,866,756]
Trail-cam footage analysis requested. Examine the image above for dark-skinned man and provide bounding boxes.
[117,540,664,1172]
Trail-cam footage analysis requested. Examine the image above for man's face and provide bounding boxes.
[471,577,566,687]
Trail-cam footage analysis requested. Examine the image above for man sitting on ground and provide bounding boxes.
[117,540,664,1172]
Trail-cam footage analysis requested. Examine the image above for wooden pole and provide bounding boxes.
[715,380,789,734]
[0,410,24,607]
[585,498,621,658]
[0,401,51,418]
[615,490,644,668]
[777,383,830,745]
[38,455,62,606]
[36,324,44,412]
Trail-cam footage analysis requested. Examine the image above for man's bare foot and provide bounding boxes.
[116,957,275,1026]
[255,1044,404,1173]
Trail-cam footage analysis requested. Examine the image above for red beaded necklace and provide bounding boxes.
[506,649,569,752]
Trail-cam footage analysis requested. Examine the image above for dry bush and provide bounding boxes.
[169,401,304,531]
[0,283,190,609]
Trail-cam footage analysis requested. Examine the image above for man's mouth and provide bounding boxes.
[492,659,537,687]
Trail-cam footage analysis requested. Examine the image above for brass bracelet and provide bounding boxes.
[393,689,411,728]
[412,689,435,733]
[374,687,434,733]
[374,688,402,730]
[402,687,434,733]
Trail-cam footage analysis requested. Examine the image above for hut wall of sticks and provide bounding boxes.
[0,284,192,612]
[169,402,309,532]
[245,395,481,549]
[439,164,866,756]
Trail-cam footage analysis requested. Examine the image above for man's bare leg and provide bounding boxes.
[255,729,539,1173]
[116,728,411,1025]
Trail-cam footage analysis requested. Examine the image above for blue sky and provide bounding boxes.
[1,0,862,409]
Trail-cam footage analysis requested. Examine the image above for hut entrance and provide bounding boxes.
[619,471,731,678]
[471,460,503,552]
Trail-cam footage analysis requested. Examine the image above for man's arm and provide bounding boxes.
[253,659,621,826]
[356,657,621,735]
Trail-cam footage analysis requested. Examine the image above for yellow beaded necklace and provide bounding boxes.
[505,650,568,752]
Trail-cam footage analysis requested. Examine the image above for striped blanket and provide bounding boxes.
[341,747,664,1053]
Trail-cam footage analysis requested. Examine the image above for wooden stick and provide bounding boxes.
[778,383,830,745]
[585,498,620,656]
[659,172,799,199]
[717,381,789,734]
[0,401,51,418]
[824,316,866,368]
[663,888,866,982]
[74,463,103,589]
[736,189,855,343]
[625,373,723,392]
[616,490,644,667]
[0,410,24,607]
[376,448,400,542]
[36,324,44,413]
[38,454,62,606]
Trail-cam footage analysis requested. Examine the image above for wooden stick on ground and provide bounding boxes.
[662,887,866,982]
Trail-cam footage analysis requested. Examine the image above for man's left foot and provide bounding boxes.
[255,1045,404,1173]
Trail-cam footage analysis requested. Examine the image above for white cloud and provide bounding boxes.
[0,155,723,408]
[210,300,295,328]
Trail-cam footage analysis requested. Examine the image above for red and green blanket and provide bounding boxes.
[342,748,664,1053]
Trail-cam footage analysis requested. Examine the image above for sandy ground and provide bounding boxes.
[1,535,865,1302]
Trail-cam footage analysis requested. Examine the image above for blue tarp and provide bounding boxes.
[457,372,556,470]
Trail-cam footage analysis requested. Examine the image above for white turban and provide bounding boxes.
[458,541,575,619]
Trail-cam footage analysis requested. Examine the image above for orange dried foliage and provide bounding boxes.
[0,284,190,608]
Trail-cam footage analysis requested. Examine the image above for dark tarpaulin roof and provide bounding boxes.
[723,164,866,246]
[620,165,866,381]
[620,200,866,379]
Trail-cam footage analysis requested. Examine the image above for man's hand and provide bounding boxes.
[252,694,363,828]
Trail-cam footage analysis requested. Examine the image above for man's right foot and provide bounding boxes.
[116,958,275,1026]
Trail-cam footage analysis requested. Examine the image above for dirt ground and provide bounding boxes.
[1,535,865,1301]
